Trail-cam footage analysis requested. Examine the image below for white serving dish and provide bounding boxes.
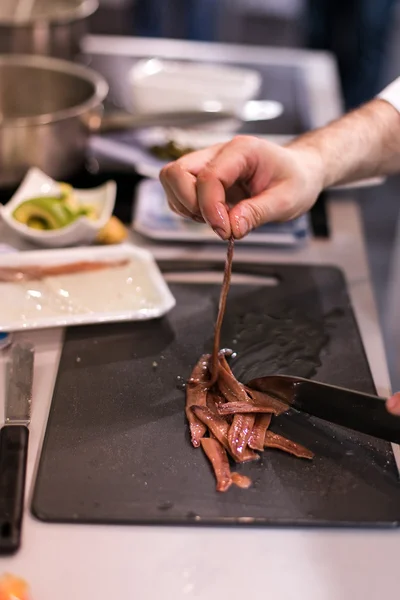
[135,127,290,154]
[129,59,262,115]
[0,168,117,248]
[133,179,310,246]
[0,244,176,332]
[90,129,291,180]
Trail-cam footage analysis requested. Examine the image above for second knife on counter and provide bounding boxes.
[0,343,34,555]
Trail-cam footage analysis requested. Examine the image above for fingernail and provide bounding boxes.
[213,227,228,240]
[193,215,204,223]
[238,216,249,237]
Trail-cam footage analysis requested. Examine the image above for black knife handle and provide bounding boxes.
[0,426,29,555]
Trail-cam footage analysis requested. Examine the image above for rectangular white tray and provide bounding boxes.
[0,244,175,332]
[133,179,311,246]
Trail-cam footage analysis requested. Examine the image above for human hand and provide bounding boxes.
[160,135,325,239]
[386,393,400,416]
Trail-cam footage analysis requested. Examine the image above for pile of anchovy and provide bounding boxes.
[185,238,313,492]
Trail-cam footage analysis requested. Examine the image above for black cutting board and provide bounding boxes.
[32,262,400,527]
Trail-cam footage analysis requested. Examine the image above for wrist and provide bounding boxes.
[286,140,327,192]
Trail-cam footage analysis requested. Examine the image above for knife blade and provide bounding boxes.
[98,109,236,133]
[247,374,400,444]
[0,343,34,555]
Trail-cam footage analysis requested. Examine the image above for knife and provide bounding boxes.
[0,343,34,555]
[98,109,236,133]
[247,374,400,444]
[98,100,284,133]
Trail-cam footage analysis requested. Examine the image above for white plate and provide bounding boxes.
[91,130,292,180]
[0,168,117,248]
[133,179,310,246]
[128,59,262,115]
[0,244,176,332]
[135,127,289,151]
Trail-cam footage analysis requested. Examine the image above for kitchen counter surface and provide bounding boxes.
[0,196,398,600]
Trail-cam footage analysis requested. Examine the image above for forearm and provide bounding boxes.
[288,99,400,188]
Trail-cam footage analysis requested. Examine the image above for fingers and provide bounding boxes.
[167,194,202,221]
[228,184,302,239]
[196,174,231,239]
[386,392,400,416]
[160,136,266,237]
[160,144,222,218]
[195,136,264,237]
[160,164,198,218]
[160,136,308,240]
[174,143,225,175]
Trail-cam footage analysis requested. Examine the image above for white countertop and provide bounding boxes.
[0,197,398,600]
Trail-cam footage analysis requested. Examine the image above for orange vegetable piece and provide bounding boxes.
[0,573,30,600]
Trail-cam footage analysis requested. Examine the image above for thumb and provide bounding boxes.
[229,184,300,239]
[386,392,400,416]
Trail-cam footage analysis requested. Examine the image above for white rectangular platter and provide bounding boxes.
[0,244,176,332]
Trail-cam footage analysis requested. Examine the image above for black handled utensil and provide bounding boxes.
[248,375,400,444]
[0,343,34,555]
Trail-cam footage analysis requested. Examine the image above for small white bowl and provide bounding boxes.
[129,59,262,116]
[0,168,116,248]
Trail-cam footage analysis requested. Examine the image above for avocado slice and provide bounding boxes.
[13,197,75,230]
[59,182,74,200]
[59,182,80,213]
[27,217,49,230]
[77,205,98,220]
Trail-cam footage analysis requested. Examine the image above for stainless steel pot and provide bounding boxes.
[0,0,98,60]
[0,54,108,186]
